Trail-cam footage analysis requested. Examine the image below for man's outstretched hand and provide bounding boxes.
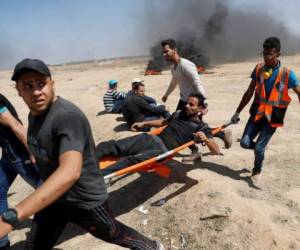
[131,122,144,132]
[231,112,240,124]
[193,131,208,144]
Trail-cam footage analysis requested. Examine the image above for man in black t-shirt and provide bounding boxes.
[97,93,221,175]
[0,59,163,250]
[0,93,41,250]
[126,78,157,105]
[122,81,170,130]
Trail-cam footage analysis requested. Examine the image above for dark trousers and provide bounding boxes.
[97,133,167,175]
[24,200,157,250]
[240,117,276,174]
[111,99,125,113]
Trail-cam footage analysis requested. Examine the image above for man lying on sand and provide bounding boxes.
[97,93,223,175]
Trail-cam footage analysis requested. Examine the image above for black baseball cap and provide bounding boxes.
[11,58,51,81]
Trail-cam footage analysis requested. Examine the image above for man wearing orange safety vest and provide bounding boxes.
[230,37,300,180]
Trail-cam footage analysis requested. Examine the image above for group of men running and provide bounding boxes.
[0,36,299,250]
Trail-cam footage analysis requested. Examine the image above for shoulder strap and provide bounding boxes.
[255,63,264,79]
[280,66,290,86]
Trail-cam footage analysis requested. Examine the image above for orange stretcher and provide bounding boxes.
[99,122,232,180]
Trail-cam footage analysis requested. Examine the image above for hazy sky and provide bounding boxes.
[229,0,300,35]
[1,0,300,69]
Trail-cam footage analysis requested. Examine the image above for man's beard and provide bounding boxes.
[184,108,201,120]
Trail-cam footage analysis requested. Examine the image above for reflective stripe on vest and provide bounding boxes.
[253,64,291,127]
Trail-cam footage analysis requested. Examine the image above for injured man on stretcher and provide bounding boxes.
[97,93,222,175]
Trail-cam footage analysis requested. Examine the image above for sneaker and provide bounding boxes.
[156,241,165,250]
[223,129,232,149]
[182,152,202,163]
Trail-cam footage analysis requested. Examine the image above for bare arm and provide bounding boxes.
[163,76,177,101]
[0,150,82,238]
[235,80,256,114]
[0,110,36,163]
[0,110,28,150]
[194,131,220,155]
[131,119,168,131]
[205,138,221,155]
[292,85,300,103]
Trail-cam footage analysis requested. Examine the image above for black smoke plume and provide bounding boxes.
[144,0,300,72]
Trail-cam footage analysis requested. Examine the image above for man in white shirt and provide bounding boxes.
[161,39,206,111]
[161,39,232,161]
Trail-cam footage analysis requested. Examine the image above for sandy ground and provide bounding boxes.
[0,55,300,250]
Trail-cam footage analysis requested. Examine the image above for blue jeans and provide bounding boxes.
[144,95,157,105]
[0,155,42,247]
[111,99,125,113]
[240,117,276,174]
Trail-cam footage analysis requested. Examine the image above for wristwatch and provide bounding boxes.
[1,208,21,228]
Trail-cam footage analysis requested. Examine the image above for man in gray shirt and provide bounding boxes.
[0,59,163,250]
[160,39,232,160]
[161,39,206,111]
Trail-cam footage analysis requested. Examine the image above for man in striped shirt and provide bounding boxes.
[103,79,126,113]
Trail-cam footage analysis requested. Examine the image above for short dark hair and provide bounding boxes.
[263,37,281,52]
[189,92,206,107]
[161,39,177,49]
[132,82,144,91]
